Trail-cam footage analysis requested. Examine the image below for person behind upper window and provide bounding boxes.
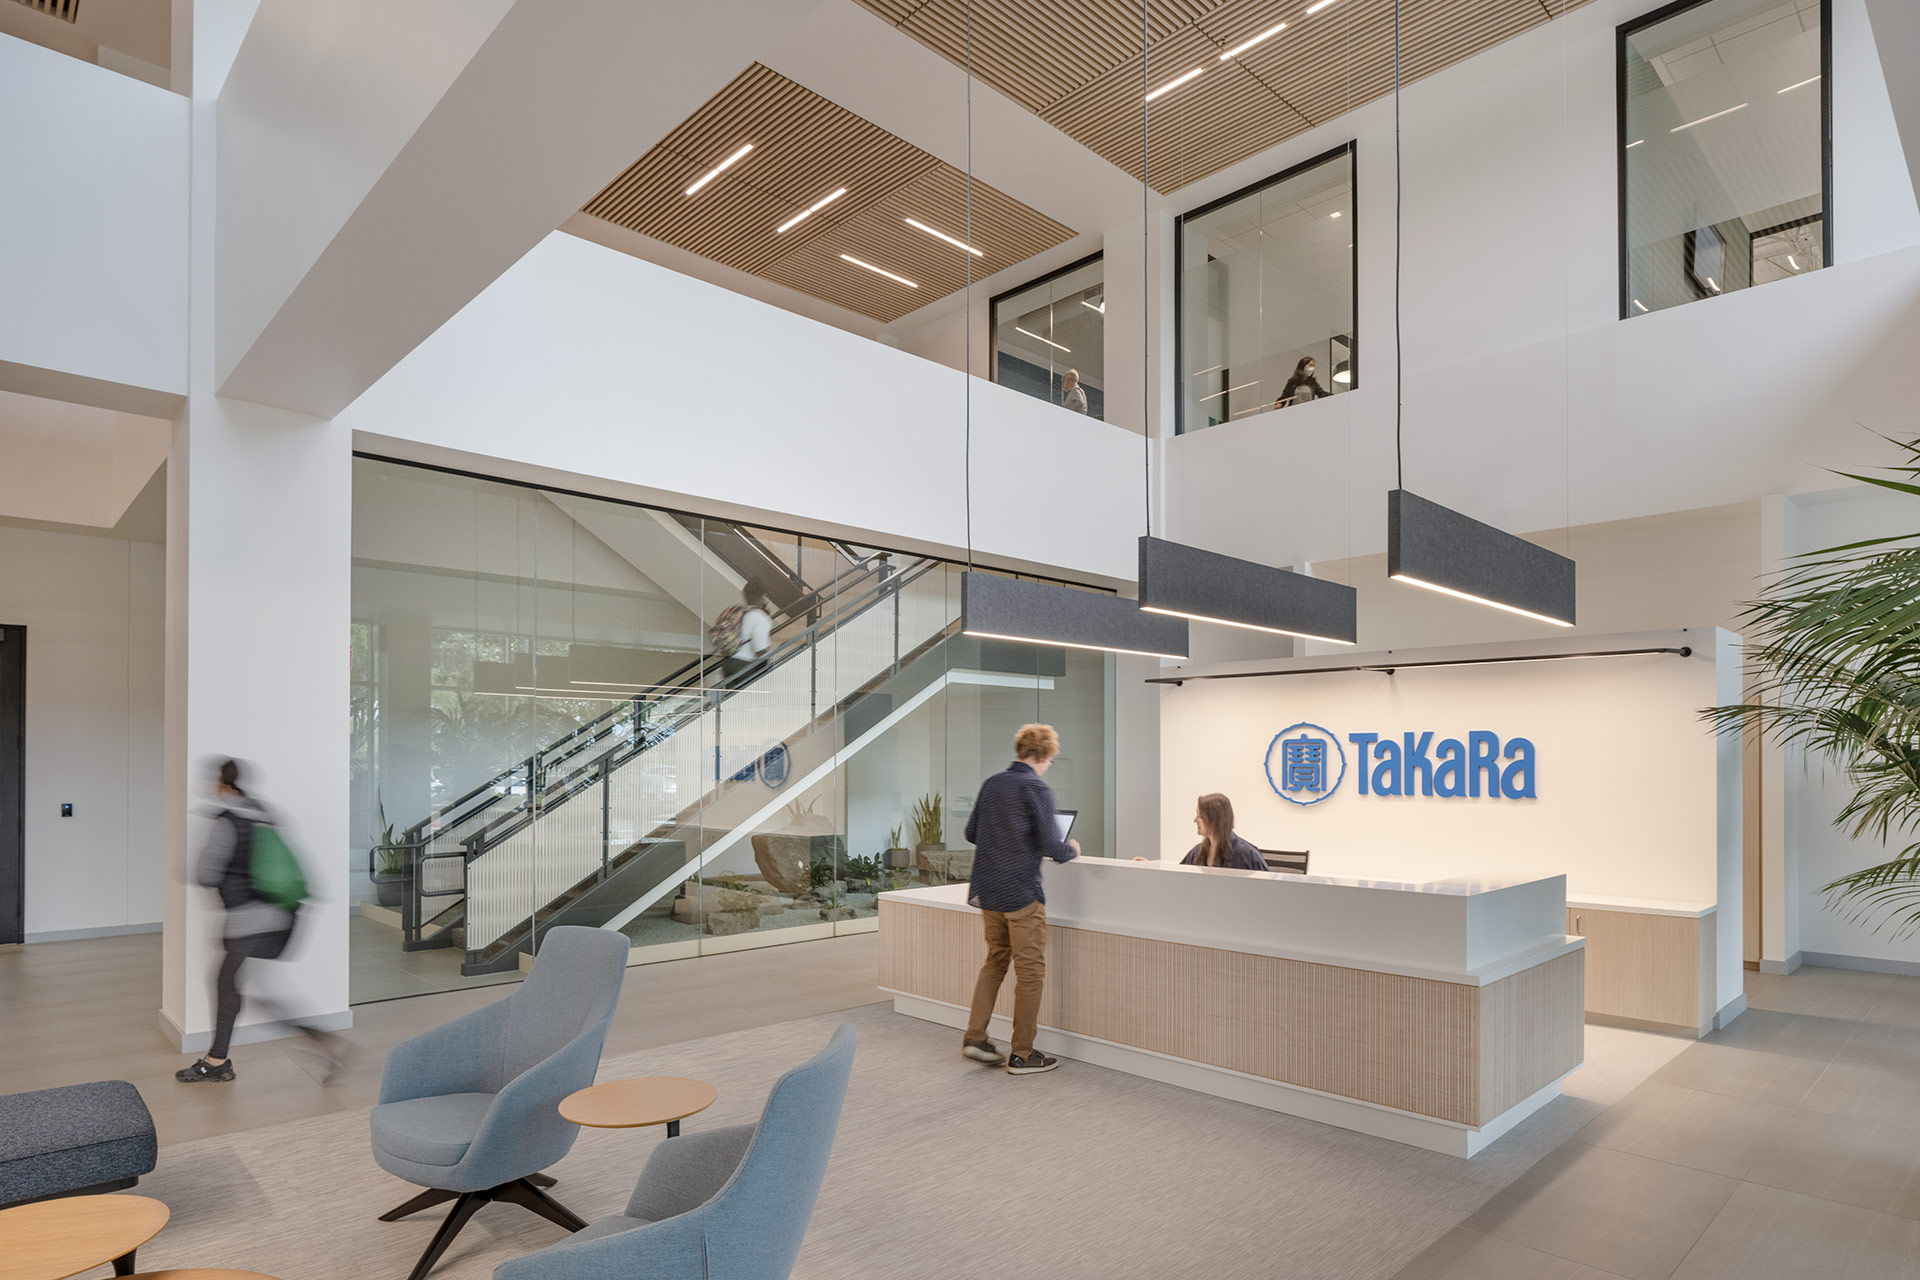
[1061,368,1089,414]
[1274,357,1333,409]
[1179,793,1270,870]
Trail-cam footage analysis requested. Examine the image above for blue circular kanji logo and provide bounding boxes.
[1265,723,1346,806]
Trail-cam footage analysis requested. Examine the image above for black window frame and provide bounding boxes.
[1616,0,1833,320]
[986,250,1105,394]
[1173,141,1359,436]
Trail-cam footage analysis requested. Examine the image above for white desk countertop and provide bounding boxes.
[880,857,1583,986]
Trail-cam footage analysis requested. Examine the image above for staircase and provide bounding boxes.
[388,541,962,974]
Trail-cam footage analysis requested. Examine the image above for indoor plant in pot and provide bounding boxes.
[885,824,912,871]
[368,793,405,908]
[911,793,951,881]
[1706,435,1920,935]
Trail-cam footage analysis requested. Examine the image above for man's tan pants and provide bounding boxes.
[964,900,1046,1057]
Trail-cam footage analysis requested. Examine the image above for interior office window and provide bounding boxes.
[990,255,1104,420]
[1176,144,1355,434]
[1620,0,1828,317]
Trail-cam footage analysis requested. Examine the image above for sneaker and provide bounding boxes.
[175,1057,235,1083]
[962,1039,1006,1065]
[1005,1050,1060,1076]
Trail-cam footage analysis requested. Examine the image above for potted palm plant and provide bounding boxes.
[1707,436,1920,934]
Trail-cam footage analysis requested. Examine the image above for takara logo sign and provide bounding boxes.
[1264,723,1537,807]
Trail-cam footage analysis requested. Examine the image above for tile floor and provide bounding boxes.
[1392,964,1920,1280]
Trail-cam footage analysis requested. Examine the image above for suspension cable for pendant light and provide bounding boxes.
[1383,0,1576,628]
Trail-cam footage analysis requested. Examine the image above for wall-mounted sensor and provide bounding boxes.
[60,803,72,817]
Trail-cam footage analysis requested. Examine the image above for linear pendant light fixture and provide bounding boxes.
[1388,490,1574,627]
[962,572,1189,660]
[1138,536,1356,644]
[1381,0,1576,630]
[947,0,1185,661]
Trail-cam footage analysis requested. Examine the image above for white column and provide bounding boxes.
[1757,493,1802,974]
[161,17,354,1048]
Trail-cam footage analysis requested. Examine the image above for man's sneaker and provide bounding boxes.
[962,1039,1006,1065]
[175,1057,235,1083]
[1005,1050,1060,1076]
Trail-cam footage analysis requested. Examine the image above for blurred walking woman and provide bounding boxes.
[1180,793,1270,871]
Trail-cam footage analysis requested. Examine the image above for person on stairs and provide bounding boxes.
[177,758,340,1084]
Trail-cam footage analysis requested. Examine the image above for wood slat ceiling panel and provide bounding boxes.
[583,63,1074,323]
[899,0,1216,112]
[764,167,1077,324]
[1043,26,1314,189]
[854,0,1597,191]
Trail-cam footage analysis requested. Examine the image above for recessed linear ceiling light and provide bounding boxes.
[1199,379,1259,403]
[1220,22,1287,59]
[1671,103,1747,133]
[840,254,917,288]
[1626,139,1644,148]
[1779,75,1821,93]
[1192,364,1224,377]
[1139,537,1356,645]
[1706,276,1721,292]
[1082,299,1106,314]
[905,217,984,256]
[1632,298,1650,312]
[1146,67,1204,102]
[684,143,753,196]
[776,186,848,233]
[961,572,1189,661]
[1787,254,1799,270]
[1388,490,1575,628]
[1305,0,1337,13]
[1015,326,1070,353]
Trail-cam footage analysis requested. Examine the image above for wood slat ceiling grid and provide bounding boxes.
[899,0,1216,112]
[583,63,1074,323]
[764,167,1077,323]
[1044,25,1316,189]
[854,0,1597,191]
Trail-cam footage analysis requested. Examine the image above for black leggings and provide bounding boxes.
[210,930,293,1059]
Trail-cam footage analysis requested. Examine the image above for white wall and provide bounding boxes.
[1157,627,1743,1007]
[343,232,1148,586]
[1164,0,1920,573]
[0,34,187,404]
[0,525,165,938]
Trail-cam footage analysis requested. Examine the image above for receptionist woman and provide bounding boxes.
[1180,794,1270,871]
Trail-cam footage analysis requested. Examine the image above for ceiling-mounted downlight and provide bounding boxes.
[1387,490,1575,628]
[1138,536,1356,645]
[961,572,1188,661]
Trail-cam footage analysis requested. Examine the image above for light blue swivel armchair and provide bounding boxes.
[493,1023,857,1280]
[371,926,628,1280]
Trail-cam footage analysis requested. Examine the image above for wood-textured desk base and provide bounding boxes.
[879,899,1585,1157]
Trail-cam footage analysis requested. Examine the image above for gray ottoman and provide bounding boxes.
[0,1080,158,1208]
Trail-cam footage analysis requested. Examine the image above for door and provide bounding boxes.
[0,625,22,945]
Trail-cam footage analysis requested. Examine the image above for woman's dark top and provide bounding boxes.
[1180,834,1270,871]
[1278,373,1331,405]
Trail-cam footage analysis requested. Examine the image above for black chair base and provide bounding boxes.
[381,1177,583,1280]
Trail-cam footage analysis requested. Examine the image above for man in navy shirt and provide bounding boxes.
[961,723,1080,1075]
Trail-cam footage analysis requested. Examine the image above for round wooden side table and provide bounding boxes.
[559,1077,717,1138]
[0,1194,170,1280]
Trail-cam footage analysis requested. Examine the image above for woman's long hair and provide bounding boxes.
[1197,793,1236,865]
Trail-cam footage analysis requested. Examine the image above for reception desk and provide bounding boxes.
[877,859,1585,1156]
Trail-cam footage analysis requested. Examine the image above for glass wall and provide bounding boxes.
[1621,0,1827,317]
[1177,144,1355,433]
[348,458,1113,1002]
[991,255,1105,420]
